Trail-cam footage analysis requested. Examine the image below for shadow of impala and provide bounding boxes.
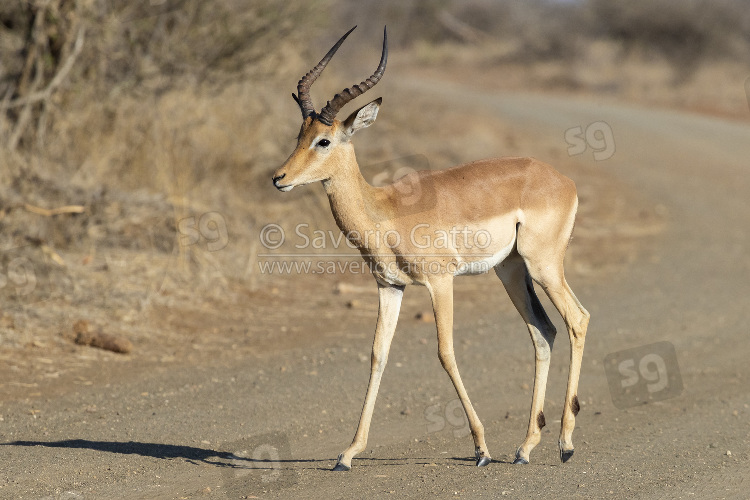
[2,439,320,469]
[3,439,498,469]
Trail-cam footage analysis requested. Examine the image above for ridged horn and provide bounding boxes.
[293,26,357,120]
[317,26,388,126]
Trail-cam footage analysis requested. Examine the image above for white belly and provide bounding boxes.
[452,231,517,276]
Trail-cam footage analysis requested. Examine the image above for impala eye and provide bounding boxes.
[317,139,331,148]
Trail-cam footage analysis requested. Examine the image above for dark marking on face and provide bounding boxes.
[571,395,580,416]
[537,411,546,429]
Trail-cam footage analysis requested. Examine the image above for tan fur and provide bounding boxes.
[274,78,589,471]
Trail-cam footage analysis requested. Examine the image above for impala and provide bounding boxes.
[272,26,590,471]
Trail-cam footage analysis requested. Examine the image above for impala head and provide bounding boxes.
[273,26,387,192]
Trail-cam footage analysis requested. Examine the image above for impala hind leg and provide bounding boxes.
[495,254,557,465]
[427,276,491,466]
[333,282,404,471]
[523,258,589,463]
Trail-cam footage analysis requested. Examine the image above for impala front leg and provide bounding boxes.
[333,282,404,471]
[427,275,491,467]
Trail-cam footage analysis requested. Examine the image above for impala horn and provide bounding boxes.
[293,26,388,126]
[318,27,388,126]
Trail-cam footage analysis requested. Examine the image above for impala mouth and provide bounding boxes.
[273,173,294,192]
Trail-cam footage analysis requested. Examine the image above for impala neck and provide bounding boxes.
[322,147,382,241]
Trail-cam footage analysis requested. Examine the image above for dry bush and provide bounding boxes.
[0,0,82,152]
[586,0,750,81]
[0,0,332,325]
[1,0,325,153]
[1,0,329,229]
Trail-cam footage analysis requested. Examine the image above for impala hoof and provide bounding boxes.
[560,449,574,463]
[332,462,351,471]
[512,457,529,465]
[476,456,491,467]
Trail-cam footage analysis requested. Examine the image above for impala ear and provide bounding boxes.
[343,98,381,137]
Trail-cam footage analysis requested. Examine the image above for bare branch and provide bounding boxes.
[2,27,86,111]
[23,203,86,216]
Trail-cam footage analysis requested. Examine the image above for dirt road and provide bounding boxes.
[2,79,749,499]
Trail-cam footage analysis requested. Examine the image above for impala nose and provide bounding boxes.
[272,173,286,188]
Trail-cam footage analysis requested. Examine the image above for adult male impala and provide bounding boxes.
[272,26,590,471]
